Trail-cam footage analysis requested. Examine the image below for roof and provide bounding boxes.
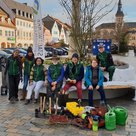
[96,22,136,30]
[43,15,71,32]
[4,0,33,14]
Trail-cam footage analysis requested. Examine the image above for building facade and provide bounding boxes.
[95,0,136,47]
[4,0,34,48]
[43,15,70,45]
[0,1,15,48]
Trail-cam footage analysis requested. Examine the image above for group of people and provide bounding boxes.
[4,45,115,106]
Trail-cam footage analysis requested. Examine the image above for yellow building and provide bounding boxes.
[0,1,15,48]
[4,0,34,48]
[95,0,136,47]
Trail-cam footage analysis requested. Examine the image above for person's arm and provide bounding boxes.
[107,53,114,67]
[76,65,84,82]
[98,68,104,86]
[18,57,22,78]
[56,66,64,83]
[47,67,53,83]
[64,65,69,80]
[4,58,10,75]
[29,66,34,83]
[85,66,92,87]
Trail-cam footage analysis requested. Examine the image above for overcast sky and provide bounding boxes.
[15,0,136,26]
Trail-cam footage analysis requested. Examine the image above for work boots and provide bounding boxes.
[20,91,27,101]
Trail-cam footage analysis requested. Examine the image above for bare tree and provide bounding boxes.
[59,0,115,59]
[113,24,129,53]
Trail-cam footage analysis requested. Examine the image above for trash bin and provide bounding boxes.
[0,57,8,95]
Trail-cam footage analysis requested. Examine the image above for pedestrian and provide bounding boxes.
[96,45,115,81]
[4,49,22,103]
[47,55,64,106]
[20,47,35,100]
[25,57,47,104]
[62,53,84,104]
[84,58,106,106]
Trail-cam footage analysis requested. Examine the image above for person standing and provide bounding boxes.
[47,55,64,105]
[4,49,22,103]
[25,57,47,104]
[20,47,35,100]
[96,45,115,81]
[62,53,84,104]
[85,58,106,106]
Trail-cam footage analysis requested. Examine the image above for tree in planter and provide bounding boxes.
[59,0,115,60]
[113,25,129,53]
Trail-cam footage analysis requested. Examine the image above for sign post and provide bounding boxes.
[33,0,45,59]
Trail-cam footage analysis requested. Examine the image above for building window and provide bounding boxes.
[18,10,21,15]
[22,11,25,16]
[26,13,28,18]
[30,14,32,19]
[17,20,19,26]
[54,31,58,34]
[20,21,22,26]
[0,30,2,36]
[9,31,11,36]
[23,22,25,27]
[5,31,8,36]
[12,31,14,37]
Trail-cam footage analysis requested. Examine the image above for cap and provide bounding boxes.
[72,53,79,59]
[98,44,104,49]
[52,54,60,60]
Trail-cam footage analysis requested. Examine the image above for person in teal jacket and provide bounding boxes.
[85,58,106,106]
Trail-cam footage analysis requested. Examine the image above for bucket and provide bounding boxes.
[113,106,128,126]
[105,110,116,131]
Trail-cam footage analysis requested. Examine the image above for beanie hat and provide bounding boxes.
[72,53,79,59]
[27,46,33,53]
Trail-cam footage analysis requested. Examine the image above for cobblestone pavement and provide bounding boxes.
[0,91,136,136]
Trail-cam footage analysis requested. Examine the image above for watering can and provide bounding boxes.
[113,106,128,126]
[105,109,116,130]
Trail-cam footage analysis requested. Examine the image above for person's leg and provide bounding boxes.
[97,86,106,104]
[26,81,36,100]
[88,89,93,106]
[8,75,15,100]
[75,81,82,100]
[21,74,29,100]
[34,81,44,100]
[63,83,73,94]
[107,66,115,81]
[14,75,20,100]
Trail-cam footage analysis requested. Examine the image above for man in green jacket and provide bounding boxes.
[5,49,22,103]
[96,45,115,81]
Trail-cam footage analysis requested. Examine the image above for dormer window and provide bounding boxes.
[22,11,25,17]
[8,18,11,24]
[1,17,5,22]
[18,10,21,15]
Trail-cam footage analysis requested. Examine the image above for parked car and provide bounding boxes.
[58,48,68,55]
[111,44,118,54]
[0,50,10,58]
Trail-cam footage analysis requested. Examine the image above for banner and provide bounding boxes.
[92,39,112,55]
[33,0,45,59]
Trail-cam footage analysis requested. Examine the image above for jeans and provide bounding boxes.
[63,81,82,99]
[23,74,29,91]
[26,81,44,99]
[8,75,20,100]
[47,81,63,101]
[88,86,106,106]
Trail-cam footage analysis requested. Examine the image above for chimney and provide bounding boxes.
[23,3,27,5]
